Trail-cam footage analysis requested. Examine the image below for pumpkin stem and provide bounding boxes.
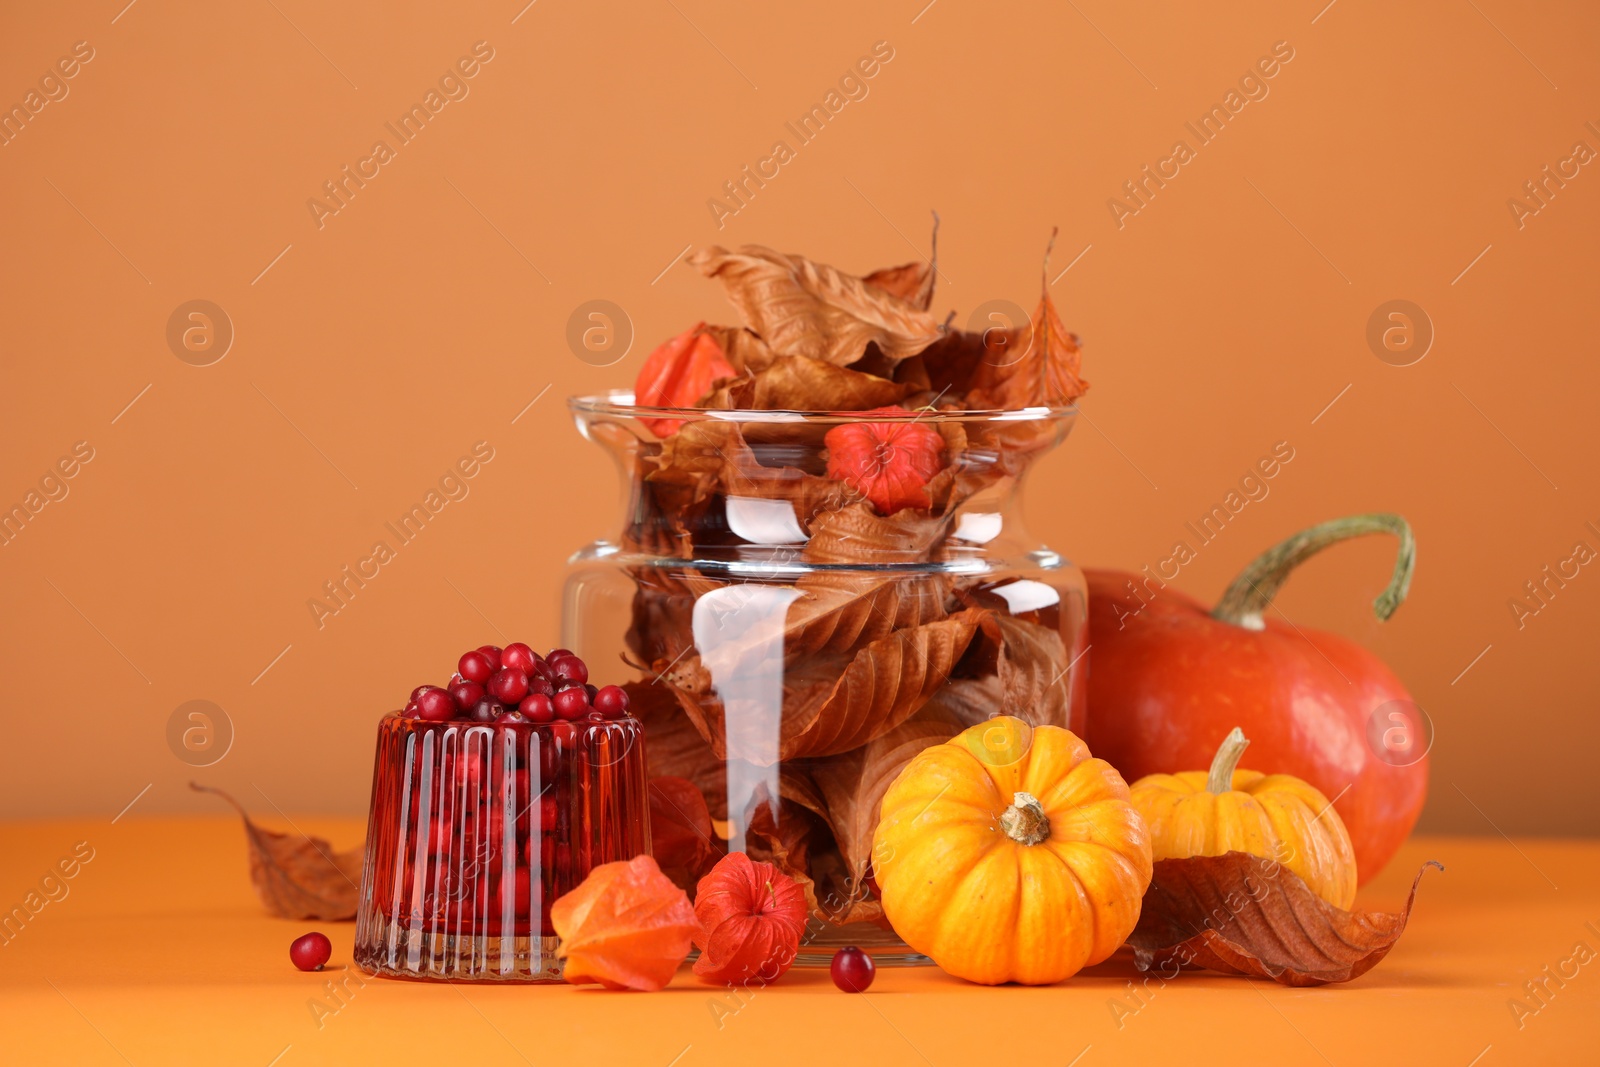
[1000,791,1051,845]
[1210,513,1415,631]
[1207,728,1250,794]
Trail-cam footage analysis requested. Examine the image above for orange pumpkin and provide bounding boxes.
[1128,727,1357,909]
[872,717,1152,985]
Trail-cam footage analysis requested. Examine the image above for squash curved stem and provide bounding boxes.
[1210,512,1415,630]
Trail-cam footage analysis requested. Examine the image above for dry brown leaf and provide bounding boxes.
[691,245,944,367]
[649,776,725,892]
[725,355,912,412]
[804,502,954,564]
[969,612,1073,728]
[968,232,1090,408]
[918,326,1022,401]
[191,782,362,921]
[633,680,723,804]
[675,608,987,765]
[806,698,980,886]
[862,214,940,312]
[646,419,736,511]
[698,324,776,375]
[781,571,948,657]
[625,568,707,670]
[1128,853,1443,986]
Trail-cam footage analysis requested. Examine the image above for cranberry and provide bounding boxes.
[520,693,555,723]
[476,645,504,671]
[550,655,588,685]
[450,680,485,711]
[415,686,456,721]
[593,685,629,718]
[488,668,530,705]
[290,931,333,972]
[497,866,531,919]
[525,673,554,698]
[584,683,599,700]
[410,685,432,703]
[495,710,527,724]
[503,642,538,674]
[470,698,503,723]
[545,647,575,661]
[831,946,875,993]
[458,650,494,684]
[552,687,590,721]
[403,701,422,718]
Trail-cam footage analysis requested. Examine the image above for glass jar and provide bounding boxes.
[561,392,1087,964]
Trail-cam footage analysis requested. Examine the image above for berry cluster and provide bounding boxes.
[401,643,630,725]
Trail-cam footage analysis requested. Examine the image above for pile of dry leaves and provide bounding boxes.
[623,224,1092,927]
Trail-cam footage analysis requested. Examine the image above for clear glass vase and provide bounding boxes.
[561,392,1086,965]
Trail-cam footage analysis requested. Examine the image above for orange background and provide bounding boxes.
[1,0,1596,841]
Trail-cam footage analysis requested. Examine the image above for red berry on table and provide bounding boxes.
[520,693,555,723]
[470,698,503,723]
[593,685,629,719]
[502,642,538,674]
[476,645,504,671]
[552,687,590,721]
[415,686,456,722]
[458,650,494,684]
[831,946,875,992]
[449,680,485,711]
[550,655,588,685]
[488,669,530,705]
[290,931,333,972]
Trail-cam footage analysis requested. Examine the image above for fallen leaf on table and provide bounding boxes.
[1128,852,1442,986]
[190,782,362,921]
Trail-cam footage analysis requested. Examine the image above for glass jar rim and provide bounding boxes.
[567,389,1079,425]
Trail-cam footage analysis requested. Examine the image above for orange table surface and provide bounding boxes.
[2,817,1596,1067]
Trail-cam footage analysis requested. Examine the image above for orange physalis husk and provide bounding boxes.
[692,852,809,986]
[823,406,945,515]
[551,855,699,991]
[635,323,736,436]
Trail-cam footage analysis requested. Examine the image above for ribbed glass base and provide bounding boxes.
[355,926,563,983]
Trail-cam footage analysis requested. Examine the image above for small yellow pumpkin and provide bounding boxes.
[1129,727,1357,908]
[872,716,1153,985]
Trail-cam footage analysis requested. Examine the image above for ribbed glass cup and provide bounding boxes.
[353,714,649,981]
